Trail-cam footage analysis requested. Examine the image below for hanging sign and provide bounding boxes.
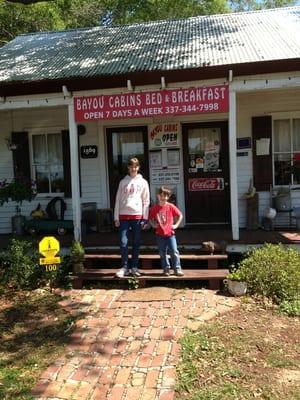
[149,123,179,149]
[188,178,224,191]
[74,85,228,122]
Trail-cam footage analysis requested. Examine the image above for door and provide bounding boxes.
[182,121,230,224]
[107,126,149,209]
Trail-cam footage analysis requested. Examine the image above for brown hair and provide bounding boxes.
[158,186,172,197]
[127,157,140,168]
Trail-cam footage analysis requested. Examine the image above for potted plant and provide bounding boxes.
[224,269,247,296]
[70,241,85,273]
[0,178,37,235]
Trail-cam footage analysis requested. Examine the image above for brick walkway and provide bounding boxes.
[32,288,239,400]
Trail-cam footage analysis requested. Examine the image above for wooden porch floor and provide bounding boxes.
[1,226,300,250]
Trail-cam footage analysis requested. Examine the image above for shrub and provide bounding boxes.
[0,178,36,213]
[0,239,73,290]
[236,244,300,304]
[278,299,300,317]
[0,239,46,289]
[69,241,85,273]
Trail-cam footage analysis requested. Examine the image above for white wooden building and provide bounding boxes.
[0,7,300,241]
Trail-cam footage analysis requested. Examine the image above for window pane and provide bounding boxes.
[32,135,46,164]
[274,154,291,185]
[48,134,63,164]
[188,128,221,172]
[293,119,300,152]
[112,131,145,177]
[274,120,290,152]
[35,165,49,193]
[50,166,64,193]
[33,133,64,194]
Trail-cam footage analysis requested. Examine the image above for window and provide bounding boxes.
[273,118,300,185]
[188,127,222,172]
[31,133,64,194]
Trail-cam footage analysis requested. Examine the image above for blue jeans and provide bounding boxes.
[119,220,142,271]
[156,235,181,272]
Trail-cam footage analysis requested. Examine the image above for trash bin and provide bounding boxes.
[274,192,291,211]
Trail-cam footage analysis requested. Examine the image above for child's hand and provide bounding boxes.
[151,221,158,228]
[140,219,148,229]
[115,220,120,228]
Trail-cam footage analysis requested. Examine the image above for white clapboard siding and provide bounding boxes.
[0,107,110,234]
[0,107,69,233]
[1,80,300,234]
[79,121,107,208]
[237,150,253,227]
[236,86,300,228]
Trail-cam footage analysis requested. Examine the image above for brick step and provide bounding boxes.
[72,268,229,289]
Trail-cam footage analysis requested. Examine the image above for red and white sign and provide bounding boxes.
[74,85,228,122]
[188,178,224,191]
[149,123,179,149]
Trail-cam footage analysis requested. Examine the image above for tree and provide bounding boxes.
[0,0,297,46]
[229,0,296,11]
[0,0,64,44]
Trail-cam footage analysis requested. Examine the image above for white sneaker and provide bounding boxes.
[115,268,129,278]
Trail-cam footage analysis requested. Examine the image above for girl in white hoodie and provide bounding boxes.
[114,158,150,277]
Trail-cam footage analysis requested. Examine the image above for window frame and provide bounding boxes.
[29,127,65,197]
[272,112,300,188]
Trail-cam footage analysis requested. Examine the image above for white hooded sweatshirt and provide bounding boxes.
[114,174,150,221]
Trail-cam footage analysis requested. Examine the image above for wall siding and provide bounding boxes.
[237,87,300,228]
[0,107,107,234]
[1,76,300,234]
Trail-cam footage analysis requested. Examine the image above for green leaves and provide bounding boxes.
[1,0,296,46]
[236,244,300,304]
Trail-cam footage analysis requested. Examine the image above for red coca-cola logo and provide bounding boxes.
[188,178,223,191]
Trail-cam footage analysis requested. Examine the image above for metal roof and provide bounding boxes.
[0,6,299,84]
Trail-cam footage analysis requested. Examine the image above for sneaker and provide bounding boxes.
[132,269,141,277]
[175,269,184,276]
[163,269,170,276]
[115,268,129,278]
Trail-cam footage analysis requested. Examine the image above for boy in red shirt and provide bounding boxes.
[149,186,184,276]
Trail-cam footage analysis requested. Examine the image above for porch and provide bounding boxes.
[1,226,300,252]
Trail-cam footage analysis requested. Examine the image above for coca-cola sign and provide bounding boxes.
[188,178,224,191]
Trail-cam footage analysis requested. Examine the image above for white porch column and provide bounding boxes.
[68,99,81,241]
[229,87,239,240]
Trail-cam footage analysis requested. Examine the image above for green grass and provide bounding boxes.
[0,289,76,400]
[176,301,300,400]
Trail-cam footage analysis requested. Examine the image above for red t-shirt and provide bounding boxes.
[149,202,182,237]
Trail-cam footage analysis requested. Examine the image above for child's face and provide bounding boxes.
[157,192,169,203]
[128,164,139,176]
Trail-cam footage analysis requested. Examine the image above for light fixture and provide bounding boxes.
[62,85,71,98]
[127,79,133,91]
[77,124,86,136]
[161,76,166,89]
